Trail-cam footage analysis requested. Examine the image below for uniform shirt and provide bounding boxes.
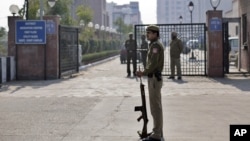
[141,40,148,54]
[143,40,164,75]
[125,39,137,51]
[170,38,183,58]
[141,40,148,50]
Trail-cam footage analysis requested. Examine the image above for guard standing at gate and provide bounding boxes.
[224,37,231,73]
[141,35,148,69]
[136,25,164,141]
[168,32,183,80]
[125,33,137,77]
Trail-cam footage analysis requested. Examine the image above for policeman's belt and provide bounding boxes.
[148,73,161,78]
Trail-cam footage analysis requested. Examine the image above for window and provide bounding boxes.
[242,14,247,44]
[235,26,238,36]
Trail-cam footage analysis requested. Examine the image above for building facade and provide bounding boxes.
[157,0,232,24]
[71,0,109,27]
[224,0,239,37]
[106,2,142,30]
[239,0,250,72]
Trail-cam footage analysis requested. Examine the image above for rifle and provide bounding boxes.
[134,67,151,139]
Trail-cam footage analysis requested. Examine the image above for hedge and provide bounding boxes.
[80,39,121,55]
[81,50,119,64]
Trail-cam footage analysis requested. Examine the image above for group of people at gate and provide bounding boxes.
[124,31,183,80]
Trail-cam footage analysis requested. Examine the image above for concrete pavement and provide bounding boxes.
[0,56,250,141]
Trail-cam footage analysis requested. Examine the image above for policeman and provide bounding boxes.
[125,33,137,77]
[137,25,164,141]
[141,35,148,69]
[168,32,183,80]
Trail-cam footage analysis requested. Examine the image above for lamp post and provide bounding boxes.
[88,22,93,28]
[210,0,221,10]
[179,15,183,24]
[179,15,183,38]
[25,0,29,19]
[9,5,19,16]
[95,24,100,39]
[48,0,57,8]
[100,25,105,49]
[79,20,85,27]
[105,26,110,40]
[188,1,196,60]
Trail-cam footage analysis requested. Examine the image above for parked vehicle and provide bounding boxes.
[181,37,191,54]
[186,39,199,49]
[228,36,239,65]
[120,44,127,64]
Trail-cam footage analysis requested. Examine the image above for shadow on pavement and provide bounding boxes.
[0,77,75,94]
[212,76,250,92]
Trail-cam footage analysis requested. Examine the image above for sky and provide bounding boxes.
[0,0,156,29]
[106,0,157,24]
[0,0,24,29]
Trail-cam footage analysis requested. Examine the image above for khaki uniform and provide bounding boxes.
[170,38,183,77]
[143,40,164,140]
[141,40,148,69]
[125,39,137,75]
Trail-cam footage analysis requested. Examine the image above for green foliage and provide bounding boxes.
[76,5,93,25]
[80,39,120,55]
[81,50,119,64]
[27,0,40,19]
[79,27,94,43]
[0,27,7,56]
[47,0,74,25]
[47,0,71,15]
[0,27,6,37]
[76,5,94,42]
[26,0,74,25]
[113,17,133,34]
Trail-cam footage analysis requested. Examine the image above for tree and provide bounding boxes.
[0,27,7,56]
[27,0,40,19]
[113,17,133,35]
[76,5,94,43]
[26,0,74,25]
[47,0,73,25]
[76,5,93,26]
[0,27,6,38]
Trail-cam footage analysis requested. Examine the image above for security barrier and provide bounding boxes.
[0,56,15,85]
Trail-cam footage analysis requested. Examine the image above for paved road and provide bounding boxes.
[0,56,250,141]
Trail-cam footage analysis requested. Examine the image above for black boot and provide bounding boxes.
[168,76,174,79]
[142,137,161,141]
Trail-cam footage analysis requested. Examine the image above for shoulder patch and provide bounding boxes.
[153,48,158,53]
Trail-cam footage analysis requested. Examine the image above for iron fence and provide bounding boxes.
[135,23,207,76]
[59,25,79,78]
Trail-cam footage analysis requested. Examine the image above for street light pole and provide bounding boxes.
[39,0,44,20]
[25,0,29,19]
[189,1,196,60]
[179,15,183,24]
[210,0,221,10]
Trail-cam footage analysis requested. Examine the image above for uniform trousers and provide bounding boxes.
[148,76,163,140]
[127,52,137,75]
[170,58,182,77]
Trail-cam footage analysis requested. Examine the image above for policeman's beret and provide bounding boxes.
[146,25,159,32]
[171,32,177,36]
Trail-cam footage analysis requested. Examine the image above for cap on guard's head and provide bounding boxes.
[171,32,177,36]
[146,25,159,32]
[128,32,133,35]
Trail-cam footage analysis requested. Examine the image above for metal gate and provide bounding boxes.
[222,17,241,74]
[59,25,79,78]
[135,24,207,76]
[222,22,230,74]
